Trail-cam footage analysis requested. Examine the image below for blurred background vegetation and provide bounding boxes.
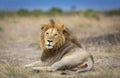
[0,7,120,20]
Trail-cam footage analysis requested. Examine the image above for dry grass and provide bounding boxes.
[0,15,120,78]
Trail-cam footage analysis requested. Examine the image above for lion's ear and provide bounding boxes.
[61,24,66,33]
[40,24,45,30]
[40,24,48,30]
[41,26,44,30]
[62,26,69,34]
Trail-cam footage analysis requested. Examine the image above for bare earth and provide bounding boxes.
[0,15,120,78]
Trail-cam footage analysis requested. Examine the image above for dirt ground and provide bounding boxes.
[0,15,120,78]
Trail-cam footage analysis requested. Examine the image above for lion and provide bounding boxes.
[24,19,94,73]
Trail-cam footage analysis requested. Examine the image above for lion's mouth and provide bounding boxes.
[45,43,53,49]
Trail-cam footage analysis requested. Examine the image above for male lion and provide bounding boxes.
[24,19,94,73]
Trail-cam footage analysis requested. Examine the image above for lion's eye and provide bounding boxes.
[46,32,49,35]
[54,34,57,36]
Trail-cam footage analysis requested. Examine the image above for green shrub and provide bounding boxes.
[0,13,5,19]
[84,9,100,20]
[48,7,63,15]
[105,9,120,16]
[31,9,44,16]
[17,9,30,16]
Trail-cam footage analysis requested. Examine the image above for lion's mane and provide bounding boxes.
[40,19,82,64]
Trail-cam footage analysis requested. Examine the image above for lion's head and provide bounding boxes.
[40,19,82,53]
[44,27,65,49]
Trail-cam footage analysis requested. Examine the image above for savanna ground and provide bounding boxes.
[0,14,120,78]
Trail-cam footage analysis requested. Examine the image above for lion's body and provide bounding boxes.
[24,19,94,73]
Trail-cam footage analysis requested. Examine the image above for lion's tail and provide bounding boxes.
[76,55,94,73]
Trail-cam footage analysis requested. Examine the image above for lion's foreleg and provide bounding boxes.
[24,61,42,68]
[32,61,70,72]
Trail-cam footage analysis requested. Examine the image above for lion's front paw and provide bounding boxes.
[23,64,33,68]
[33,67,56,72]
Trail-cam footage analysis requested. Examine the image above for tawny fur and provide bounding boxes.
[24,19,94,73]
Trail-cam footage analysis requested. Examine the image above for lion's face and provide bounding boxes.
[44,28,65,49]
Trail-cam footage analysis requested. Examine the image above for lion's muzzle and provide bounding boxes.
[45,39,53,49]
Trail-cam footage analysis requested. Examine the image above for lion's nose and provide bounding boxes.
[47,40,53,43]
